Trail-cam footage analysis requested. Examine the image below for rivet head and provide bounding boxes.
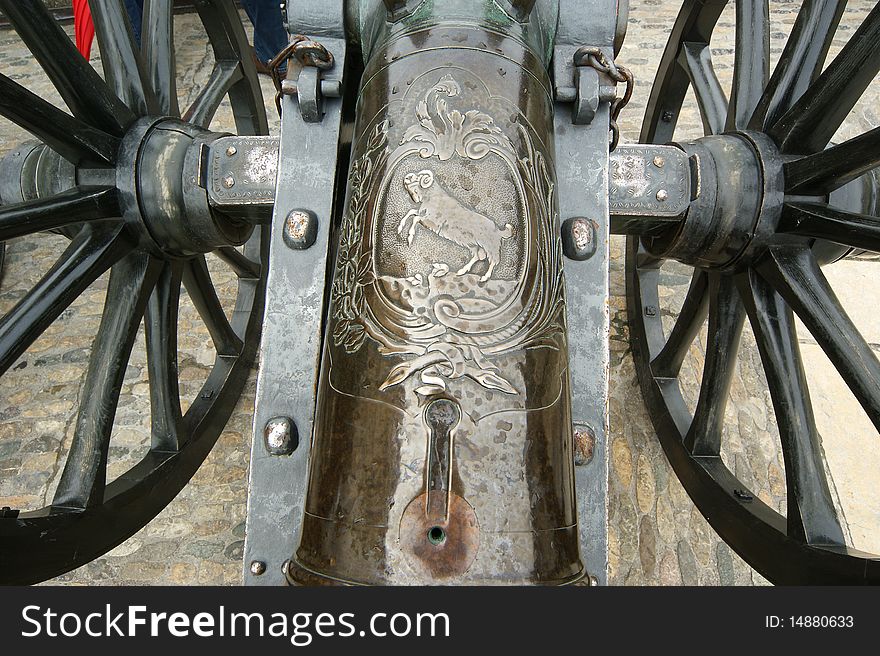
[226,145,237,157]
[250,560,266,576]
[656,189,668,202]
[653,155,665,168]
[263,416,298,456]
[222,174,235,188]
[283,210,318,250]
[573,424,596,466]
[562,217,598,261]
[589,575,600,586]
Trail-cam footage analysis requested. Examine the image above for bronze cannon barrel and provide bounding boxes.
[290,1,581,585]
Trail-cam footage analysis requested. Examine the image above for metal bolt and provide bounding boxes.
[589,575,600,586]
[562,217,598,261]
[573,424,596,466]
[222,174,235,188]
[283,209,318,250]
[264,416,299,456]
[653,155,665,168]
[321,79,342,98]
[733,489,754,502]
[644,305,657,317]
[226,145,237,157]
[656,189,669,202]
[250,560,266,576]
[662,110,674,122]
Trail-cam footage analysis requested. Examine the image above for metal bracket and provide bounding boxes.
[554,0,618,586]
[609,144,692,235]
[242,0,346,587]
[554,45,616,127]
[270,33,343,122]
[205,135,279,223]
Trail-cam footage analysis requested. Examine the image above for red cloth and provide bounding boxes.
[73,0,95,59]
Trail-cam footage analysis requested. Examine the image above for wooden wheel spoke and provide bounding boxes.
[639,0,728,142]
[0,187,120,242]
[0,0,134,135]
[182,62,242,128]
[142,0,179,116]
[784,127,880,195]
[145,260,184,453]
[0,73,119,165]
[769,2,880,154]
[182,256,243,356]
[651,269,710,378]
[0,1,268,585]
[678,43,728,136]
[779,201,880,252]
[738,267,845,545]
[90,0,159,116]
[216,247,261,279]
[194,0,268,136]
[757,247,880,433]
[727,0,769,131]
[53,252,164,509]
[750,0,846,131]
[684,274,745,455]
[0,224,134,377]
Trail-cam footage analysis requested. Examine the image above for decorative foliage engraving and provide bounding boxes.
[402,76,515,161]
[331,120,389,353]
[330,74,565,398]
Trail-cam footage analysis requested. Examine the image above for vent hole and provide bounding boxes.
[427,526,446,545]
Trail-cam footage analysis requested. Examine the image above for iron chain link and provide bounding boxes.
[269,35,336,116]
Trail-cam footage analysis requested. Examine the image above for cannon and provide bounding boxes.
[0,0,878,585]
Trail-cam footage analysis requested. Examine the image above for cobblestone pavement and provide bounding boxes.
[0,1,878,586]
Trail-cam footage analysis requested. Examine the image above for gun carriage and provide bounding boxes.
[0,0,879,585]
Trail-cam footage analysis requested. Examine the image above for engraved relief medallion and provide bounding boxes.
[330,71,565,398]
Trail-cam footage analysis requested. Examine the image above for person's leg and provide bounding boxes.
[239,0,289,64]
[122,0,144,45]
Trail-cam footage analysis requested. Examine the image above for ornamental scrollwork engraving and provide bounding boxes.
[330,74,565,398]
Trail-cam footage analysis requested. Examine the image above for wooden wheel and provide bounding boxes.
[0,0,268,584]
[626,0,880,584]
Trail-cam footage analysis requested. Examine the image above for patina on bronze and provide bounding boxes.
[289,2,582,585]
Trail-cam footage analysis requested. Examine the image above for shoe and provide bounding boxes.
[251,48,272,76]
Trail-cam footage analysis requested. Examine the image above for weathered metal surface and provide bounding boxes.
[609,144,690,217]
[242,0,347,588]
[206,135,278,213]
[554,0,618,586]
[290,12,582,585]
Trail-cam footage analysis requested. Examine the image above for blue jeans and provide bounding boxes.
[123,0,144,44]
[123,0,287,64]
[240,0,289,64]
